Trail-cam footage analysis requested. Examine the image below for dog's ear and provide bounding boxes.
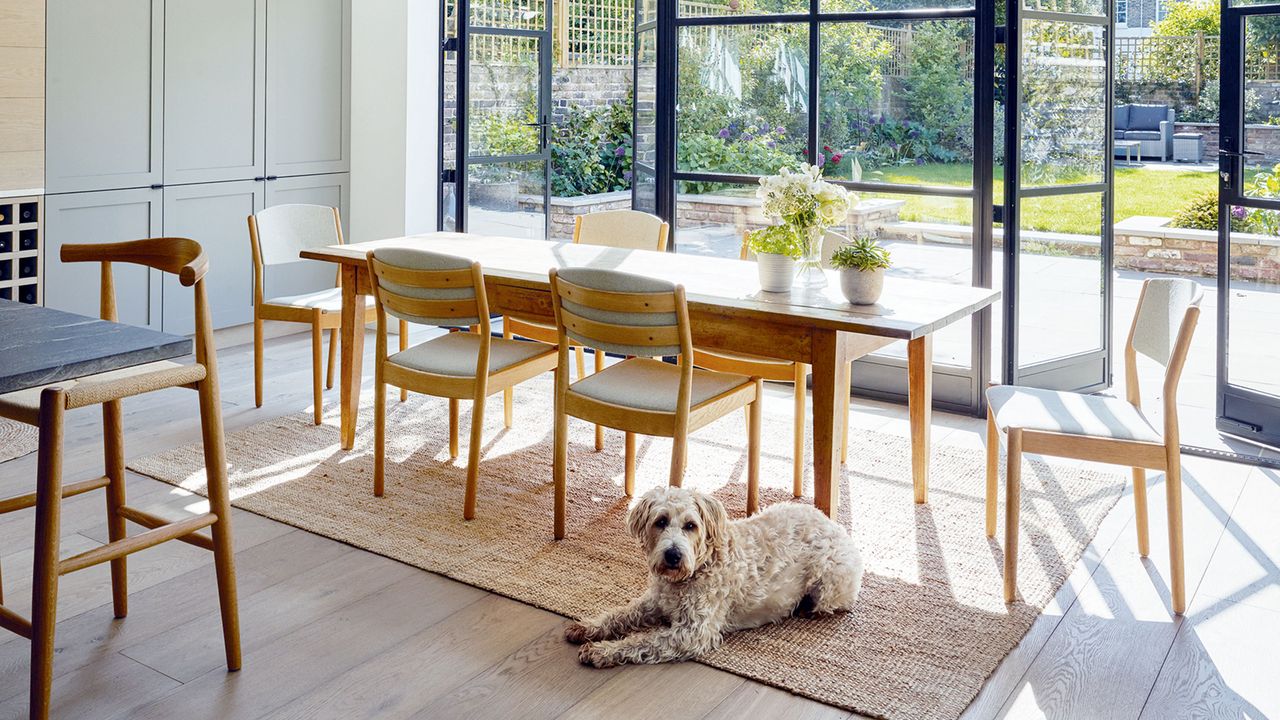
[626,492,657,540]
[694,492,729,554]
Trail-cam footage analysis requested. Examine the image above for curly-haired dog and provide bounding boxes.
[565,486,863,667]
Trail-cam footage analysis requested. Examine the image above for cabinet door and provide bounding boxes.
[263,172,349,299]
[164,0,266,186]
[43,188,163,329]
[45,0,163,193]
[265,0,351,177]
[162,181,264,335]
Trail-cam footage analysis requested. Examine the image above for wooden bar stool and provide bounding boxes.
[549,266,763,539]
[0,238,241,719]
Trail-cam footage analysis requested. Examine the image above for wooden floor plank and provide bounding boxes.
[704,682,860,720]
[556,660,746,720]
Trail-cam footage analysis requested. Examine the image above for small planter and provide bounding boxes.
[756,253,796,293]
[839,267,885,305]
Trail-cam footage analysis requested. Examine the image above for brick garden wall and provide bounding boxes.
[1173,122,1280,165]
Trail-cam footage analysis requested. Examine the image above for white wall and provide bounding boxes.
[350,0,439,243]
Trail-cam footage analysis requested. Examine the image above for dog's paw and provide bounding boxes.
[578,642,619,668]
[564,622,593,645]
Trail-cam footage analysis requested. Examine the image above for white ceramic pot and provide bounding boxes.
[839,267,885,305]
[756,253,796,293]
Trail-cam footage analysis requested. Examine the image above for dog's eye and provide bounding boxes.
[683,522,697,532]
[654,517,668,529]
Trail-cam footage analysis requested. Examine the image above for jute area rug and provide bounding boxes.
[0,419,38,464]
[130,375,1124,720]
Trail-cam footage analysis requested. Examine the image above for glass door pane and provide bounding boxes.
[461,1,552,239]
[1006,7,1112,391]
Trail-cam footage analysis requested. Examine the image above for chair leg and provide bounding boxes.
[669,432,688,488]
[326,328,337,390]
[103,399,128,618]
[575,346,586,380]
[373,379,386,497]
[1003,428,1022,604]
[398,321,408,403]
[793,363,805,498]
[197,377,242,672]
[463,393,486,521]
[624,432,636,497]
[748,379,763,515]
[1132,467,1150,557]
[253,315,264,408]
[448,398,460,459]
[1165,458,1186,615]
[553,386,569,540]
[502,324,514,429]
[841,361,852,464]
[986,407,998,538]
[310,314,323,426]
[593,349,605,451]
[30,389,66,720]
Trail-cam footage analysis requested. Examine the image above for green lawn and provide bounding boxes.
[862,163,1218,235]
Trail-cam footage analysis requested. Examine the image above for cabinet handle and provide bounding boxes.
[266,175,279,181]
[254,176,266,182]
[150,183,164,190]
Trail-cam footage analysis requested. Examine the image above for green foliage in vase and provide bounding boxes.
[829,236,892,272]
[746,224,805,259]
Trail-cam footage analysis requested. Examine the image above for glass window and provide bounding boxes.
[1019,20,1107,188]
[677,24,810,176]
[680,0,807,19]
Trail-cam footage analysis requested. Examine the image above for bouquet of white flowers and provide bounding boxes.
[755,164,853,287]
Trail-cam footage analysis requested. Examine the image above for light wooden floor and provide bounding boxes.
[0,325,1276,720]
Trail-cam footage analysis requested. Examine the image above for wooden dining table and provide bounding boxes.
[301,232,1000,517]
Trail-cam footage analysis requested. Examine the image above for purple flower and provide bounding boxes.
[766,140,776,149]
[915,157,926,165]
[1232,206,1248,219]
[775,126,786,135]
[817,153,826,167]
[718,128,731,139]
[614,145,626,157]
[623,170,633,181]
[741,133,754,142]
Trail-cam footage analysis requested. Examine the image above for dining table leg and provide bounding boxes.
[908,334,933,503]
[339,264,365,451]
[810,329,848,518]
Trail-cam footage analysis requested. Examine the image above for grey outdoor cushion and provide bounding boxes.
[1114,104,1131,130]
[568,357,748,414]
[1113,130,1128,140]
[987,384,1162,444]
[1128,104,1169,131]
[387,332,553,377]
[1123,130,1163,141]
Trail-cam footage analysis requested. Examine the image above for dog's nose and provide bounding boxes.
[663,547,682,568]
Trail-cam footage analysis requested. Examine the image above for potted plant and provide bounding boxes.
[829,236,891,305]
[755,164,854,288]
[746,225,804,293]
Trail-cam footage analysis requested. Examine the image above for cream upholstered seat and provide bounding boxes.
[367,247,557,519]
[986,277,1203,615]
[986,385,1161,444]
[249,204,406,425]
[388,332,555,378]
[265,287,375,312]
[504,209,670,446]
[550,266,763,539]
[569,358,749,414]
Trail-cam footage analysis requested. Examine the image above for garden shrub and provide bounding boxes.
[902,21,973,160]
[549,96,633,197]
[1170,190,1255,232]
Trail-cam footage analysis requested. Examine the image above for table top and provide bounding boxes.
[0,300,191,394]
[303,233,1000,340]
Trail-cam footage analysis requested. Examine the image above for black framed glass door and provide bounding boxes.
[1217,1,1280,449]
[445,0,553,239]
[1002,0,1113,392]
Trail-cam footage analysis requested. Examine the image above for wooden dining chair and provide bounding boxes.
[986,278,1203,614]
[503,210,669,447]
[692,231,854,497]
[549,266,762,540]
[0,238,241,719]
[367,247,558,519]
[249,204,408,425]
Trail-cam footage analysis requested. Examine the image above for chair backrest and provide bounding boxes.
[1125,278,1202,412]
[574,210,670,251]
[550,267,688,359]
[366,247,487,330]
[249,204,343,268]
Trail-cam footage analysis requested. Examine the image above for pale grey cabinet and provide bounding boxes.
[266,0,351,177]
[261,172,350,300]
[45,0,165,194]
[43,189,163,329]
[161,181,264,335]
[163,0,266,186]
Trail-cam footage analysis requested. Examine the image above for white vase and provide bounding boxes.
[839,267,885,305]
[756,253,796,293]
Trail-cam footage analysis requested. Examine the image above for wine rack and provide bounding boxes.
[0,195,41,305]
